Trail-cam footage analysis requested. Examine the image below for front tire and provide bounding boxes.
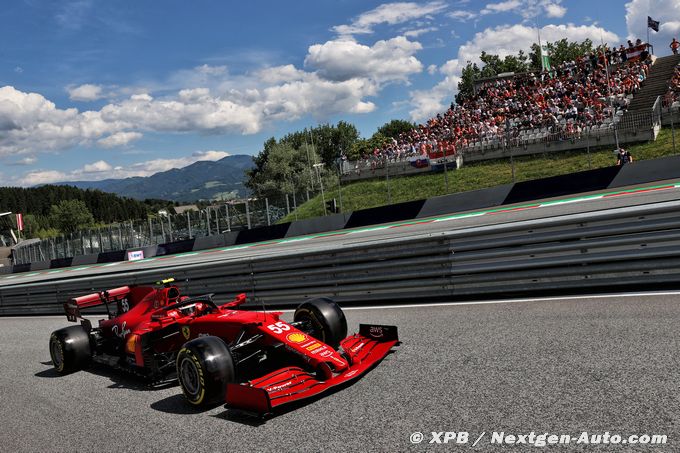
[294,297,347,349]
[176,336,235,406]
[49,326,92,374]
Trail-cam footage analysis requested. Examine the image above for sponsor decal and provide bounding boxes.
[111,321,131,339]
[286,332,308,344]
[127,250,144,261]
[351,342,365,353]
[306,342,323,352]
[266,381,293,392]
[331,356,346,366]
[125,334,137,354]
[182,326,191,340]
[345,370,359,378]
[370,326,384,338]
[267,321,291,334]
[320,350,334,358]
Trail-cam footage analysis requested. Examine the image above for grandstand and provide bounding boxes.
[343,44,680,183]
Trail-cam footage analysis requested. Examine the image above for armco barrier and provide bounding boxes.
[5,158,680,276]
[1,200,679,315]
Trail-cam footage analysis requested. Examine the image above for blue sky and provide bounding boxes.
[0,0,678,186]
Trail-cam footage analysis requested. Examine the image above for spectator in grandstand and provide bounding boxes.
[616,147,634,165]
[671,38,679,55]
[357,39,650,171]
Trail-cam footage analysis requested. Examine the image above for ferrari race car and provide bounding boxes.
[49,279,399,414]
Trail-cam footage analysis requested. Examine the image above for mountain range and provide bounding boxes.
[57,154,254,202]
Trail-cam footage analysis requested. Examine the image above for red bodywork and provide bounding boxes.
[63,284,398,414]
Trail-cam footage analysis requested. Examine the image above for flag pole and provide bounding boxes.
[602,33,619,150]
[537,21,544,72]
[647,24,650,49]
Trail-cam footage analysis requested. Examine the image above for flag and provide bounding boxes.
[648,16,660,32]
[16,213,24,231]
[540,44,551,73]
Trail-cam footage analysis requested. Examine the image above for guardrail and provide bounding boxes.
[1,199,679,315]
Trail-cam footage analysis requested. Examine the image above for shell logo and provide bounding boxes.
[286,332,308,343]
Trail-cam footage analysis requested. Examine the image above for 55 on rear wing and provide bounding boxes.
[64,286,131,321]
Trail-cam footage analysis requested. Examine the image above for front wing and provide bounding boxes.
[225,324,399,414]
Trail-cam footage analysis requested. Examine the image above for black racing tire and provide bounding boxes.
[176,336,235,407]
[49,326,92,375]
[294,297,347,349]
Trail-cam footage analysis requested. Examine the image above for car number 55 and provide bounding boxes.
[267,321,291,334]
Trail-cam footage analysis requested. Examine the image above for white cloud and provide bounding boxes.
[407,23,619,121]
[0,86,120,155]
[97,131,143,148]
[305,37,423,82]
[408,59,460,121]
[448,10,477,21]
[479,0,568,20]
[403,27,438,38]
[194,64,227,76]
[82,160,113,172]
[22,170,68,186]
[191,150,231,161]
[545,3,567,18]
[625,0,680,49]
[67,83,104,101]
[1,11,432,158]
[332,1,447,36]
[19,156,36,165]
[481,0,522,15]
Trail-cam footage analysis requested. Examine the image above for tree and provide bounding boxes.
[349,132,391,160]
[247,142,322,200]
[245,121,359,194]
[49,200,95,235]
[376,119,416,140]
[456,61,482,104]
[456,51,530,104]
[529,38,594,70]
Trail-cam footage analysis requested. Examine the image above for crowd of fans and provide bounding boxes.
[663,65,680,108]
[347,41,654,174]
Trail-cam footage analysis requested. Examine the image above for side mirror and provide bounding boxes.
[223,293,247,308]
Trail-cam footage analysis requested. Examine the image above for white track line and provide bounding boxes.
[338,290,680,311]
[5,291,680,319]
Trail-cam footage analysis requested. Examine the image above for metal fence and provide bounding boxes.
[1,199,679,315]
[11,192,328,265]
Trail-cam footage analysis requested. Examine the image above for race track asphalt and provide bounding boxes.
[1,292,679,452]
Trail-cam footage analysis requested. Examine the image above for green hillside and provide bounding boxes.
[281,128,679,222]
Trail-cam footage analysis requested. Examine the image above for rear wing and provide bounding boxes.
[64,286,131,322]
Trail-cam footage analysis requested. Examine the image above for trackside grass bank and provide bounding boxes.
[280,128,679,222]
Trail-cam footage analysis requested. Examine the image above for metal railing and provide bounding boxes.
[1,200,678,315]
[9,192,328,265]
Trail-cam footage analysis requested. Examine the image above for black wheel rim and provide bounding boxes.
[179,357,200,398]
[299,313,326,343]
[50,338,63,369]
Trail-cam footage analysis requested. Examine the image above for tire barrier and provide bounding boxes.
[1,200,679,315]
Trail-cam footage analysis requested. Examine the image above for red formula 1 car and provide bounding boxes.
[49,279,398,415]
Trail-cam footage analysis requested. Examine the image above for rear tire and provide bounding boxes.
[49,326,92,374]
[294,297,347,349]
[176,336,235,406]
